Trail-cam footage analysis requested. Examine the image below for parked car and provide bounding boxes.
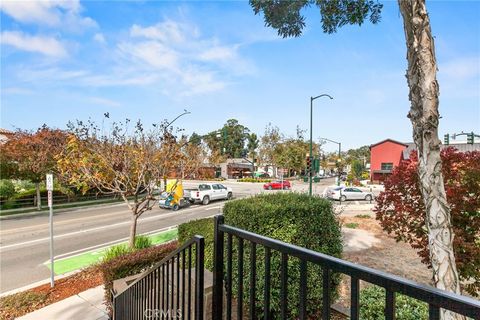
[327,187,373,201]
[184,183,233,205]
[263,180,291,190]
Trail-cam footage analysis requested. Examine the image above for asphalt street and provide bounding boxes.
[0,179,338,293]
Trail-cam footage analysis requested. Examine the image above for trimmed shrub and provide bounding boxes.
[359,285,428,320]
[178,192,342,319]
[178,217,215,270]
[98,241,177,317]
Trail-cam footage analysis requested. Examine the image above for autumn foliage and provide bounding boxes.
[375,148,480,296]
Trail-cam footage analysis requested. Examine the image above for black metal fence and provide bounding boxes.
[212,215,480,320]
[112,236,205,320]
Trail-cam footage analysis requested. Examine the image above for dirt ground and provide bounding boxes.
[335,214,433,310]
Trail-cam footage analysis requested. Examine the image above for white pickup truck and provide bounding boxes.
[185,183,233,205]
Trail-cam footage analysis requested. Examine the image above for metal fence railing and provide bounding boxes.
[112,236,205,320]
[211,215,480,320]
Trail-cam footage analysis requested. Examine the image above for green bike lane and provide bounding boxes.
[44,228,178,275]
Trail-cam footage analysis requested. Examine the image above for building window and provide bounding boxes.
[381,163,393,170]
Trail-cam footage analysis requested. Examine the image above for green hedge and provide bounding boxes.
[236,178,271,183]
[178,192,342,319]
[359,285,428,320]
[98,241,177,317]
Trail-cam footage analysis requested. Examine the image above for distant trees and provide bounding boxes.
[259,123,319,176]
[58,119,183,248]
[375,148,480,297]
[0,126,68,210]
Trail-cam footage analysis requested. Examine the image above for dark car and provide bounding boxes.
[263,180,291,190]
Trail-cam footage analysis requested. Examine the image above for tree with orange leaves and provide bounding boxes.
[0,126,68,210]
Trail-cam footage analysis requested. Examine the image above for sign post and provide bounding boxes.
[46,174,54,288]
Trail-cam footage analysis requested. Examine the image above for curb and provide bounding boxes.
[0,202,126,220]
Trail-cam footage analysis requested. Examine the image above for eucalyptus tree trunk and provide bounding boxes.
[398,1,463,319]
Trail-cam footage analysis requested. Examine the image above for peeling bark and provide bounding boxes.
[398,1,463,319]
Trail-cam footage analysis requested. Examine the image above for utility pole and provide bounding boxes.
[309,94,333,196]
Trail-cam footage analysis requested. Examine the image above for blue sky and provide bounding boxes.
[1,0,479,152]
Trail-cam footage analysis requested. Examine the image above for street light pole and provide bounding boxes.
[320,137,342,186]
[309,94,333,196]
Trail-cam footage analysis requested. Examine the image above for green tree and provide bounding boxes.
[206,119,250,159]
[259,123,283,166]
[351,159,365,179]
[250,1,463,315]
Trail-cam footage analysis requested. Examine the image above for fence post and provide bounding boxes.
[195,236,205,320]
[212,215,225,319]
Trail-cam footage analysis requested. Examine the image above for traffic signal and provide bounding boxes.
[467,132,474,144]
[313,157,320,173]
[444,134,449,145]
[306,156,312,175]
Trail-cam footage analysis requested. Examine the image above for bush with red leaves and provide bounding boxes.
[375,147,480,296]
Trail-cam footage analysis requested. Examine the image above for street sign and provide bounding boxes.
[46,174,53,191]
[48,190,53,207]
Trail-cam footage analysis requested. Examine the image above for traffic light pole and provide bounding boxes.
[309,97,313,196]
[309,94,333,196]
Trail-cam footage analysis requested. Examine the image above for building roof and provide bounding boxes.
[403,142,480,159]
[369,139,408,149]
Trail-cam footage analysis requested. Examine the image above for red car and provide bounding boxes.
[263,180,291,190]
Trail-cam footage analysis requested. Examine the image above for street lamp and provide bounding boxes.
[309,94,333,196]
[320,137,342,186]
[166,109,191,127]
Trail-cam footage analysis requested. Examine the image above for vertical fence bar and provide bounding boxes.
[264,247,271,320]
[429,305,440,320]
[249,242,257,320]
[280,253,288,320]
[213,215,225,319]
[350,277,359,320]
[166,260,170,318]
[176,253,180,315]
[182,249,186,319]
[195,237,205,320]
[322,268,331,320]
[238,238,244,320]
[171,257,175,317]
[386,289,396,320]
[162,264,165,320]
[188,245,192,320]
[299,260,307,320]
[226,234,233,320]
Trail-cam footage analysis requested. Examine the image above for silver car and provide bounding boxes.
[327,187,373,201]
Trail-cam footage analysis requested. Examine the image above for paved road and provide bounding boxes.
[1,179,338,293]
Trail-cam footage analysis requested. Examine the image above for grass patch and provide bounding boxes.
[344,222,359,229]
[355,214,371,219]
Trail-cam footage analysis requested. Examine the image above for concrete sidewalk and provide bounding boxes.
[18,285,108,320]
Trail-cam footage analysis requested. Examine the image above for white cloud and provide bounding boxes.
[117,20,253,95]
[93,33,106,44]
[89,97,121,107]
[0,0,96,30]
[1,31,67,57]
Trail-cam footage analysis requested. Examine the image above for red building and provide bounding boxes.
[370,139,408,182]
